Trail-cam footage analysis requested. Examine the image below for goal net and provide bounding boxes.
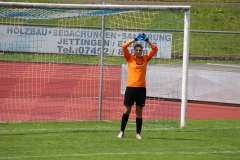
[0,2,190,127]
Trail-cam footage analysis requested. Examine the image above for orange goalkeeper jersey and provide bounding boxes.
[122,40,158,87]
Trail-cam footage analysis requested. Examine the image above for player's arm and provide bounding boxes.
[145,39,158,61]
[122,39,135,60]
[146,40,155,48]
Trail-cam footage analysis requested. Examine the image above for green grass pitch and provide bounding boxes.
[0,119,240,160]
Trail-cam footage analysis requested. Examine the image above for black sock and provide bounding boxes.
[120,114,129,132]
[136,117,142,134]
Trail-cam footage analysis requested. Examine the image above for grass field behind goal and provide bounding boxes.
[0,120,239,160]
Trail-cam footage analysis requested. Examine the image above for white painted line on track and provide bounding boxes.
[207,63,240,67]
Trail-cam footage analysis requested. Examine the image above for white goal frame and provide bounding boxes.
[0,2,190,128]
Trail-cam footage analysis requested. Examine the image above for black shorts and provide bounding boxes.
[123,87,146,107]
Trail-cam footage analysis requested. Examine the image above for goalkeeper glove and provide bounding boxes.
[142,33,149,42]
[134,33,149,42]
[134,33,142,41]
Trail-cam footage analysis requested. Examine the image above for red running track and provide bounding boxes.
[0,61,239,122]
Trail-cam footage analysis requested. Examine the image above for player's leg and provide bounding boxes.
[135,87,146,139]
[118,87,135,138]
[136,106,143,139]
[118,105,131,138]
[121,106,132,132]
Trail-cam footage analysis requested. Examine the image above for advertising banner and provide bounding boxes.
[0,25,172,58]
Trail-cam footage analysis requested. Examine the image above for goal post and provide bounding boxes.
[0,2,190,127]
[181,10,191,128]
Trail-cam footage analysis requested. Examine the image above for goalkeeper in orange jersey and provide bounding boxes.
[117,33,158,139]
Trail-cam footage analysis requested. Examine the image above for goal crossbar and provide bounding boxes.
[0,2,190,11]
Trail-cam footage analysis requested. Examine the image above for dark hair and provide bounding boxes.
[134,44,143,49]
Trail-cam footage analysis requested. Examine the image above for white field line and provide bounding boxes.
[0,126,240,133]
[1,151,240,159]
